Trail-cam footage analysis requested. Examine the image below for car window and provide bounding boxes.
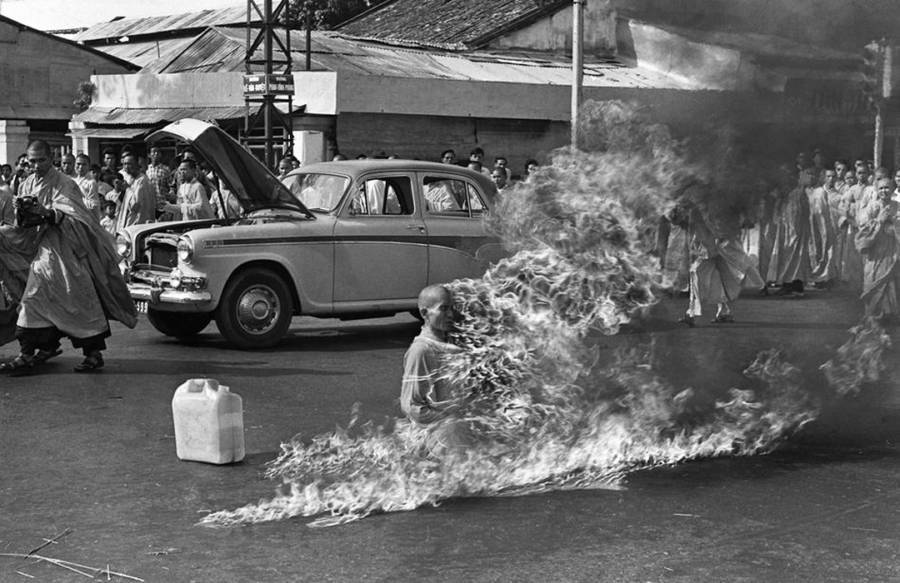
[424,176,482,217]
[349,176,413,216]
[466,183,486,215]
[282,173,349,212]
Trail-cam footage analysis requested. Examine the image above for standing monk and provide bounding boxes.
[770,166,813,295]
[0,140,137,374]
[855,177,900,322]
[808,168,837,286]
[73,154,102,220]
[113,153,156,231]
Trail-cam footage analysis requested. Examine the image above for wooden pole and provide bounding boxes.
[874,103,884,168]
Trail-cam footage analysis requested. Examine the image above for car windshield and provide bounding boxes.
[281,173,349,212]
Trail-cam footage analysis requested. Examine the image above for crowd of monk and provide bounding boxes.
[660,150,900,326]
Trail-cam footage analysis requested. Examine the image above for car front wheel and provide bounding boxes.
[215,268,294,349]
[146,308,212,338]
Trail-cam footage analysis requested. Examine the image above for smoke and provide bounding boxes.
[200,101,885,528]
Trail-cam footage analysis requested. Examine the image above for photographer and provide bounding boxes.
[0,140,137,375]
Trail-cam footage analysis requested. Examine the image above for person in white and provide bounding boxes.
[73,154,102,220]
[159,159,214,221]
[112,154,156,232]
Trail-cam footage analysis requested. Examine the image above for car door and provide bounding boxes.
[332,172,428,303]
[419,172,504,283]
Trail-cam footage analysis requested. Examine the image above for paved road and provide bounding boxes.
[0,290,898,582]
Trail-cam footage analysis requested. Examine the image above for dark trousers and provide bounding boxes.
[16,326,109,355]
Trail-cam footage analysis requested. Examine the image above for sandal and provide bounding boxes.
[74,352,104,373]
[677,314,695,328]
[0,353,35,376]
[33,348,62,365]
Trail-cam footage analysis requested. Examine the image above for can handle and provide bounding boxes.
[185,378,221,393]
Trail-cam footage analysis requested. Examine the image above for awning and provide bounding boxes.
[72,105,252,125]
[66,127,152,139]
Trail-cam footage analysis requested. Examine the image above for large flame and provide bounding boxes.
[200,101,875,528]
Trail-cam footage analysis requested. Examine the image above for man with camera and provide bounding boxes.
[0,140,137,375]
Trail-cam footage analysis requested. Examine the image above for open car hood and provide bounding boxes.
[147,119,309,215]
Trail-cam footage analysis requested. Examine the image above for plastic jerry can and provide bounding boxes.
[172,378,245,464]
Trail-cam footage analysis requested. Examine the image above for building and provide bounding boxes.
[68,1,880,172]
[0,14,136,164]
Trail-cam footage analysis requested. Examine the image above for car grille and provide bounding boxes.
[146,245,178,269]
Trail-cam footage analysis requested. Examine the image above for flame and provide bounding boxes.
[200,102,858,528]
[820,317,892,397]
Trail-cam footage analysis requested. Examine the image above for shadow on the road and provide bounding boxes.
[148,319,421,353]
[21,358,353,378]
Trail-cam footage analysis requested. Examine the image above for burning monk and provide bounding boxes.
[0,140,137,374]
[855,177,900,322]
[400,284,471,452]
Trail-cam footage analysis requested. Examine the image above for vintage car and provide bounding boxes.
[118,119,503,349]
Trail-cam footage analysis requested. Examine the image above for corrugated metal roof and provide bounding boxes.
[139,28,246,74]
[93,37,197,69]
[338,0,567,49]
[74,5,249,43]
[132,28,695,89]
[66,127,151,139]
[72,105,251,125]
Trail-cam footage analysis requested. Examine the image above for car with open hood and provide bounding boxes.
[118,119,504,348]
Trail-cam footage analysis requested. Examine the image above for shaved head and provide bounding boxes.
[417,284,451,311]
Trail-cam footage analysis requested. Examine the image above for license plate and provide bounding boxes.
[135,300,148,314]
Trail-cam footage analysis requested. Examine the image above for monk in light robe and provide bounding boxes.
[808,169,838,285]
[0,140,137,374]
[674,198,763,326]
[855,178,900,322]
[837,170,865,291]
[768,167,813,294]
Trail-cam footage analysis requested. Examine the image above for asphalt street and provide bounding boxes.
[0,289,898,582]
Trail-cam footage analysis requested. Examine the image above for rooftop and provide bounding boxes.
[133,27,695,90]
[337,0,568,50]
[73,5,248,43]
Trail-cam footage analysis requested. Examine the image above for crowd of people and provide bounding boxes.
[329,147,540,193]
[0,145,242,237]
[661,149,900,325]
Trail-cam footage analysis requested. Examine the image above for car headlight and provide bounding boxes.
[177,236,194,263]
[115,234,131,258]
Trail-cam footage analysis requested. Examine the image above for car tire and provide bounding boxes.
[146,308,212,338]
[215,267,294,349]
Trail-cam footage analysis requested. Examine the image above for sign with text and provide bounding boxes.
[242,74,295,96]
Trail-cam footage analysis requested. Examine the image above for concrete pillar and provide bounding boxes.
[68,120,90,158]
[0,120,30,165]
[293,130,325,165]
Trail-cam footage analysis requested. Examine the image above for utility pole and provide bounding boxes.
[571,0,584,149]
[862,39,892,168]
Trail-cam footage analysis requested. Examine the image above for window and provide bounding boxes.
[282,173,349,212]
[349,177,413,216]
[424,176,485,217]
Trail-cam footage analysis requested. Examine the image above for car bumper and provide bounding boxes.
[129,283,213,312]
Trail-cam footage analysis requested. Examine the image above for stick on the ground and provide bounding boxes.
[25,528,72,557]
[0,553,144,582]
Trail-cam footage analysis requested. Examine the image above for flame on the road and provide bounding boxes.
[200,102,866,528]
[821,317,892,397]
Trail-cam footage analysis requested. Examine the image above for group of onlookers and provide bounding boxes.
[0,146,240,235]
[327,147,541,193]
[436,148,538,192]
[663,149,900,325]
